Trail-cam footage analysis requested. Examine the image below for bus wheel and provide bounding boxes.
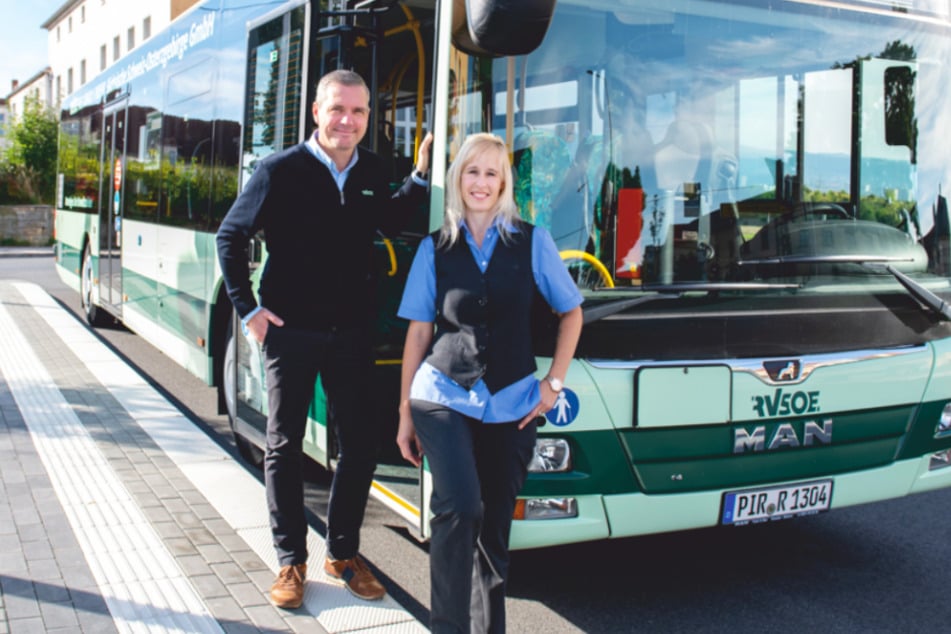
[223,327,265,468]
[81,243,113,327]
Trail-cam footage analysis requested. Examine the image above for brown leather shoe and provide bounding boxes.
[324,555,385,600]
[270,563,306,609]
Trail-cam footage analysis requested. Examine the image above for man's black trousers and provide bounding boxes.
[262,325,378,566]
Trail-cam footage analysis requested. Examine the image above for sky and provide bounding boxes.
[1,0,65,98]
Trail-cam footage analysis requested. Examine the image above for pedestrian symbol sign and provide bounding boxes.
[545,388,579,426]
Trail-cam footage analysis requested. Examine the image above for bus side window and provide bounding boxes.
[210,121,241,230]
[162,59,220,229]
[58,106,102,214]
[123,75,162,223]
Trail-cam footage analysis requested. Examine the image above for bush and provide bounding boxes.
[0,96,58,204]
[0,163,44,203]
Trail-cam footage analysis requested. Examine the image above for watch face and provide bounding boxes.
[548,376,563,392]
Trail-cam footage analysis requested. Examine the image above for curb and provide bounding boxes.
[0,246,54,257]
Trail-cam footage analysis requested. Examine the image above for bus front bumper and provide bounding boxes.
[509,455,951,550]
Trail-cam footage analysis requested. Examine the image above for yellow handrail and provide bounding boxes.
[382,236,397,276]
[559,249,615,288]
[384,3,426,159]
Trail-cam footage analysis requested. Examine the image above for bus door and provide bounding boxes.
[239,2,309,187]
[312,7,382,148]
[229,1,312,455]
[228,0,430,538]
[99,100,128,314]
[312,5,433,536]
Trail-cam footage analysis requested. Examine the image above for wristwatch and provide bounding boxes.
[413,169,428,180]
[545,375,564,393]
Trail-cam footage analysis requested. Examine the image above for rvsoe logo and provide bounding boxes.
[752,388,820,418]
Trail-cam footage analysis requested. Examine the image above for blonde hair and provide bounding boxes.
[438,133,520,248]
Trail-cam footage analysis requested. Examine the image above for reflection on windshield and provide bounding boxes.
[447,0,951,292]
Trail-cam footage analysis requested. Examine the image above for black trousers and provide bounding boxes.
[262,325,378,566]
[410,400,537,634]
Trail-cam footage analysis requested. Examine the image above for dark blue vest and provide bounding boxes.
[425,223,537,393]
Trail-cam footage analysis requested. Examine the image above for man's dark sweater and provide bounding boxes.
[216,142,426,330]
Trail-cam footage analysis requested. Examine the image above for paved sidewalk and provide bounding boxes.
[0,280,427,633]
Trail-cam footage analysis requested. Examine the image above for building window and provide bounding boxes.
[68,16,72,33]
[56,26,60,42]
[143,16,151,40]
[100,45,106,71]
[127,27,135,52]
[81,5,86,23]
[80,60,86,86]
[113,36,120,61]
[67,68,73,95]
[56,76,61,100]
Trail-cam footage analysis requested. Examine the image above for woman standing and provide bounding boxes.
[396,133,583,633]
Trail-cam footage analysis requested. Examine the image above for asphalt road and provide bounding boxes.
[7,251,951,633]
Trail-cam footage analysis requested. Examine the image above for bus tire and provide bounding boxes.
[223,325,265,469]
[81,242,114,328]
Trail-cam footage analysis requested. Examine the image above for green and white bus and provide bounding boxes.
[55,0,951,550]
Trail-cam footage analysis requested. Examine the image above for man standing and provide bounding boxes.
[217,69,432,609]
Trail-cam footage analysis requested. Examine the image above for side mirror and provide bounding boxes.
[452,0,557,58]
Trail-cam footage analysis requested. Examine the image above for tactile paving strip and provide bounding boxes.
[0,291,223,633]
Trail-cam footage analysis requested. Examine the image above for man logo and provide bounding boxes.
[734,420,833,453]
[765,359,801,382]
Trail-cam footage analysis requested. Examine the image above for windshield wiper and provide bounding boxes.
[581,293,679,324]
[740,255,951,321]
[640,281,801,292]
[581,282,799,324]
[882,264,951,321]
[739,254,911,266]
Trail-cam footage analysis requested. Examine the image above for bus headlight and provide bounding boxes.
[935,402,951,437]
[514,497,579,520]
[528,438,571,472]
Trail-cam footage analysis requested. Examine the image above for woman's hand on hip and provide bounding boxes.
[519,380,559,429]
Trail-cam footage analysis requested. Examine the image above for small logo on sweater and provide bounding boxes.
[361,189,375,196]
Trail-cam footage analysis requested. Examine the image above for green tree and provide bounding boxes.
[0,96,59,204]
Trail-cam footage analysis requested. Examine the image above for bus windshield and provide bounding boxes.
[447,0,951,295]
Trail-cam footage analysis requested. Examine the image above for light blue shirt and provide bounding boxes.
[306,132,359,192]
[398,219,582,423]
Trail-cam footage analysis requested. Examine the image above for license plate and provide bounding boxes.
[721,479,833,525]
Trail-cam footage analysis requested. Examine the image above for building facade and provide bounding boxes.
[5,69,55,120]
[2,1,212,120]
[0,98,7,152]
[42,0,174,106]
[1,69,54,153]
